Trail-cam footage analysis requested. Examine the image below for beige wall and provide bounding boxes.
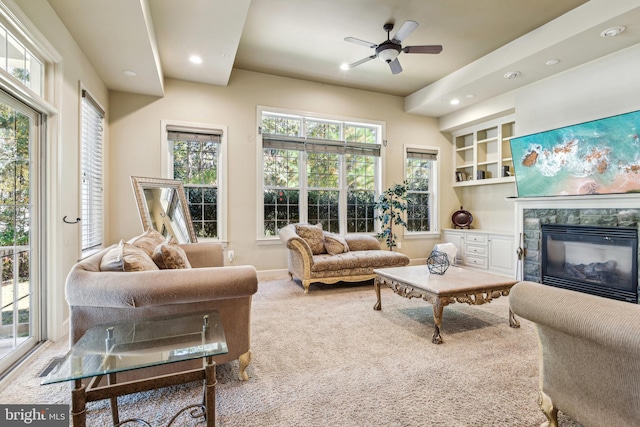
[109,71,459,270]
[14,0,109,340]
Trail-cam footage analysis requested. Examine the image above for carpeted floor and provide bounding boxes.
[0,278,582,426]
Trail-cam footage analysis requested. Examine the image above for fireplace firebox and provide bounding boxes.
[541,224,638,303]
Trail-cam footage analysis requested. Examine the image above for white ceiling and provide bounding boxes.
[46,0,640,117]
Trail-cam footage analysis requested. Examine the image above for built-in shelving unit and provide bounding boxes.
[452,115,516,187]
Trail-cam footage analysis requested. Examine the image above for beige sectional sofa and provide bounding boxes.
[279,223,410,294]
[66,229,258,381]
[509,281,640,427]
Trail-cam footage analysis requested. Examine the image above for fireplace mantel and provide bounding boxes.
[513,193,640,238]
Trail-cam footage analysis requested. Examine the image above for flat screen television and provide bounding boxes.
[509,109,640,198]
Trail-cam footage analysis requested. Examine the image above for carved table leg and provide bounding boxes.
[431,299,445,344]
[238,350,252,381]
[509,308,520,328]
[538,390,558,427]
[373,278,382,311]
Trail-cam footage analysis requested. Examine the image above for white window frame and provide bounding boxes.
[160,120,228,243]
[0,0,66,347]
[403,144,439,239]
[256,105,385,241]
[79,87,105,254]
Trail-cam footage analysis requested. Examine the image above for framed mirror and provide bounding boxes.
[130,176,197,243]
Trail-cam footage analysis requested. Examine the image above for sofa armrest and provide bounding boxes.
[344,234,381,251]
[509,281,640,353]
[179,242,224,268]
[66,265,258,308]
[278,224,314,261]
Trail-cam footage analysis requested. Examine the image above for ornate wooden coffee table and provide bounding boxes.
[374,265,519,344]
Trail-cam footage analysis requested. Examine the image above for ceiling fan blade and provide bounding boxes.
[404,45,443,54]
[348,55,377,69]
[344,37,378,49]
[389,58,402,75]
[391,20,418,43]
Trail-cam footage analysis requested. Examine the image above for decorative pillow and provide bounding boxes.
[100,241,125,272]
[152,238,192,269]
[295,224,326,255]
[127,228,166,258]
[100,240,159,272]
[323,232,349,255]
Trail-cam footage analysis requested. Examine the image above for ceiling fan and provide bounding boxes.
[344,20,442,75]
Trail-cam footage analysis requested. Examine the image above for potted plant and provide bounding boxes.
[375,181,409,250]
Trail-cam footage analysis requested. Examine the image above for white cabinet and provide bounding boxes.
[452,116,516,187]
[488,233,516,277]
[442,229,515,278]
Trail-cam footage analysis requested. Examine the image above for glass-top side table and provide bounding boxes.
[42,311,227,427]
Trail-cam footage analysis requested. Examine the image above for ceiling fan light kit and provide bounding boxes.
[344,20,442,75]
[376,42,401,63]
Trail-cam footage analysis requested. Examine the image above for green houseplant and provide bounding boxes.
[375,181,409,250]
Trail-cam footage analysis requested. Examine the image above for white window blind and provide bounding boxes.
[406,147,438,160]
[80,90,105,251]
[262,134,381,156]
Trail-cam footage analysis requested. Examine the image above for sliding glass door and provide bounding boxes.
[0,90,41,373]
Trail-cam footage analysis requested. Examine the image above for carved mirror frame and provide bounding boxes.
[130,176,198,243]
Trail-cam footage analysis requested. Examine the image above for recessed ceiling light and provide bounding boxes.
[504,71,521,80]
[339,63,350,71]
[450,99,460,105]
[122,70,137,77]
[600,26,625,37]
[545,59,560,66]
[465,94,476,99]
[189,55,203,64]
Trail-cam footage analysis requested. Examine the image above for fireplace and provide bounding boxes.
[541,224,638,303]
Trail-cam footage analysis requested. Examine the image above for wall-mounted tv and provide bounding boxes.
[510,109,640,198]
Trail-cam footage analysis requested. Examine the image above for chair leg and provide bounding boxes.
[538,390,558,427]
[238,350,252,381]
[303,280,311,294]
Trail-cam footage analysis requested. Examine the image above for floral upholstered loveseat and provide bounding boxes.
[279,223,410,294]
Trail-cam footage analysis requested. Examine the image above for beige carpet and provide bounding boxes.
[0,278,582,426]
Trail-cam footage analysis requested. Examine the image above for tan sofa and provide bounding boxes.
[279,223,410,294]
[509,281,640,427]
[66,235,258,381]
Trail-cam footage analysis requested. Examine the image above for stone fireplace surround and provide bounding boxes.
[513,194,640,302]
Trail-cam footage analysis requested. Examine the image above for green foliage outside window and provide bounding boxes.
[0,104,30,248]
[263,189,299,236]
[308,190,339,232]
[406,158,432,232]
[0,104,31,286]
[173,139,219,238]
[262,112,381,236]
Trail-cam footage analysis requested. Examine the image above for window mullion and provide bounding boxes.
[299,150,308,224]
[338,153,347,235]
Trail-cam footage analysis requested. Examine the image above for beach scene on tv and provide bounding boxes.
[510,109,640,197]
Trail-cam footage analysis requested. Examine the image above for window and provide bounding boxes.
[404,145,438,234]
[166,124,224,240]
[80,90,104,252]
[260,109,382,237]
[0,23,44,96]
